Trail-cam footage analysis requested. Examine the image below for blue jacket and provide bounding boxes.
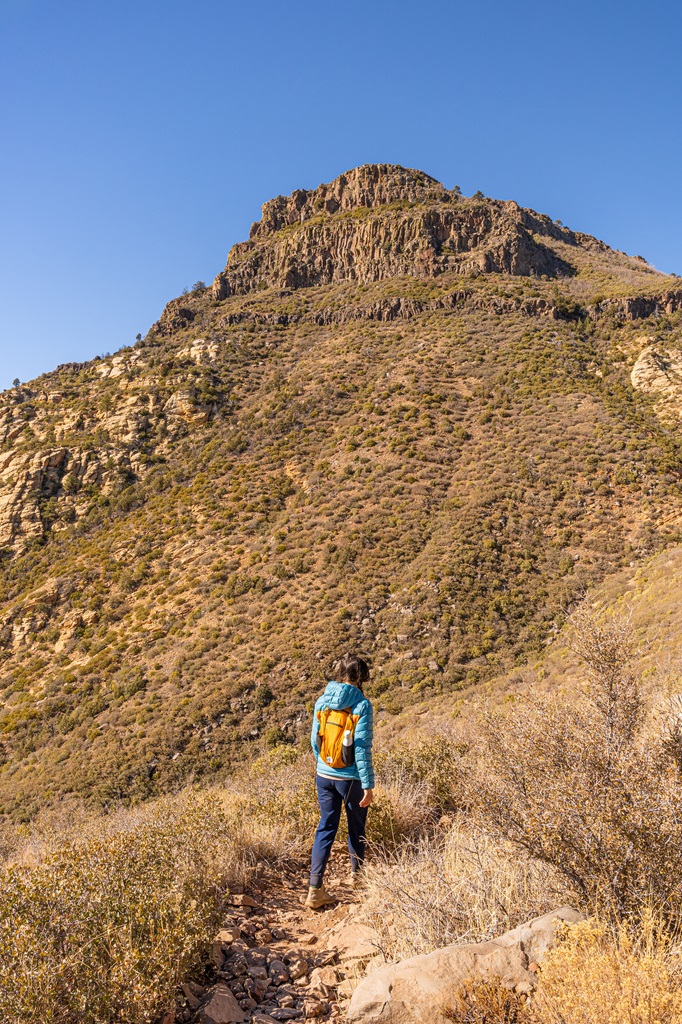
[310,681,375,789]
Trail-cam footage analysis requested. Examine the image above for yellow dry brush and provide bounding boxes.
[0,795,238,1024]
[533,914,682,1024]
[446,915,682,1024]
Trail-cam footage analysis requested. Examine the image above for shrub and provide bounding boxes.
[445,979,529,1023]
[229,751,320,848]
[374,734,464,812]
[366,771,436,852]
[227,748,441,862]
[467,611,682,919]
[533,914,682,1024]
[0,793,246,1024]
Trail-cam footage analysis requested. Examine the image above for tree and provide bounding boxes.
[12,378,20,388]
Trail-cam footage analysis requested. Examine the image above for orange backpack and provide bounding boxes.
[316,707,360,769]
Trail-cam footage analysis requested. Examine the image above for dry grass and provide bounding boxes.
[361,822,571,960]
[221,742,446,858]
[444,914,682,1024]
[533,914,682,1024]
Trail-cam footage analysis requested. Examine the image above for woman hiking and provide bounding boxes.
[305,653,375,909]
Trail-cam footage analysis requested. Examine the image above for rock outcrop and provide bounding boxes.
[218,290,569,331]
[631,345,682,420]
[164,389,216,427]
[250,165,450,237]
[0,445,133,551]
[347,907,582,1024]
[0,448,70,548]
[591,291,682,321]
[211,165,577,300]
[155,299,196,336]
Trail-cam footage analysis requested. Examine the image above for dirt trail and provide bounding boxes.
[179,851,382,1024]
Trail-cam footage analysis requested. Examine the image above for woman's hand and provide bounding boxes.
[359,788,374,808]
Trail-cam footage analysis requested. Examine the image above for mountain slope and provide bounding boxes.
[1,164,682,819]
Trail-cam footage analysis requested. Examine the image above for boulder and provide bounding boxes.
[347,907,582,1024]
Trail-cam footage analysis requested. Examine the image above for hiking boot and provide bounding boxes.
[349,868,364,889]
[305,884,336,909]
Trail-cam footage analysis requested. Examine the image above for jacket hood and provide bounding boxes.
[320,680,365,710]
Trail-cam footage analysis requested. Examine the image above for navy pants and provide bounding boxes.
[310,776,368,887]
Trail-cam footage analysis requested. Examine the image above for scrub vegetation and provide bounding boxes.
[1,239,682,818]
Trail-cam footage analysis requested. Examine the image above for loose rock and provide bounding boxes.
[308,966,338,999]
[230,894,258,909]
[288,958,309,981]
[303,999,328,1019]
[200,983,246,1024]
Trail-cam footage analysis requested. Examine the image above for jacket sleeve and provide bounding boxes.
[353,698,375,789]
[310,700,321,757]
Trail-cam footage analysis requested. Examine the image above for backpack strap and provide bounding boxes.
[316,706,330,752]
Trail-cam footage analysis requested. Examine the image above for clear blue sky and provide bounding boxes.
[1,0,680,391]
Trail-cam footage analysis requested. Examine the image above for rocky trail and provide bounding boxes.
[172,852,583,1024]
[174,851,382,1024]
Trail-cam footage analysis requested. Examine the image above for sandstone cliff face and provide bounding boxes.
[0,444,134,550]
[211,165,577,300]
[631,345,682,419]
[0,448,69,548]
[0,333,228,551]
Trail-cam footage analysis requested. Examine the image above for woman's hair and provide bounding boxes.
[334,653,370,687]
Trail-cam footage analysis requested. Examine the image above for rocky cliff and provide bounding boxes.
[631,344,682,419]
[209,164,634,301]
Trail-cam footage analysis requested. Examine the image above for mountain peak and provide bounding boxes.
[2,166,680,818]
[250,164,450,239]
[211,165,579,300]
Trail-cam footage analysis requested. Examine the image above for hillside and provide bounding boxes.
[2,163,682,819]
